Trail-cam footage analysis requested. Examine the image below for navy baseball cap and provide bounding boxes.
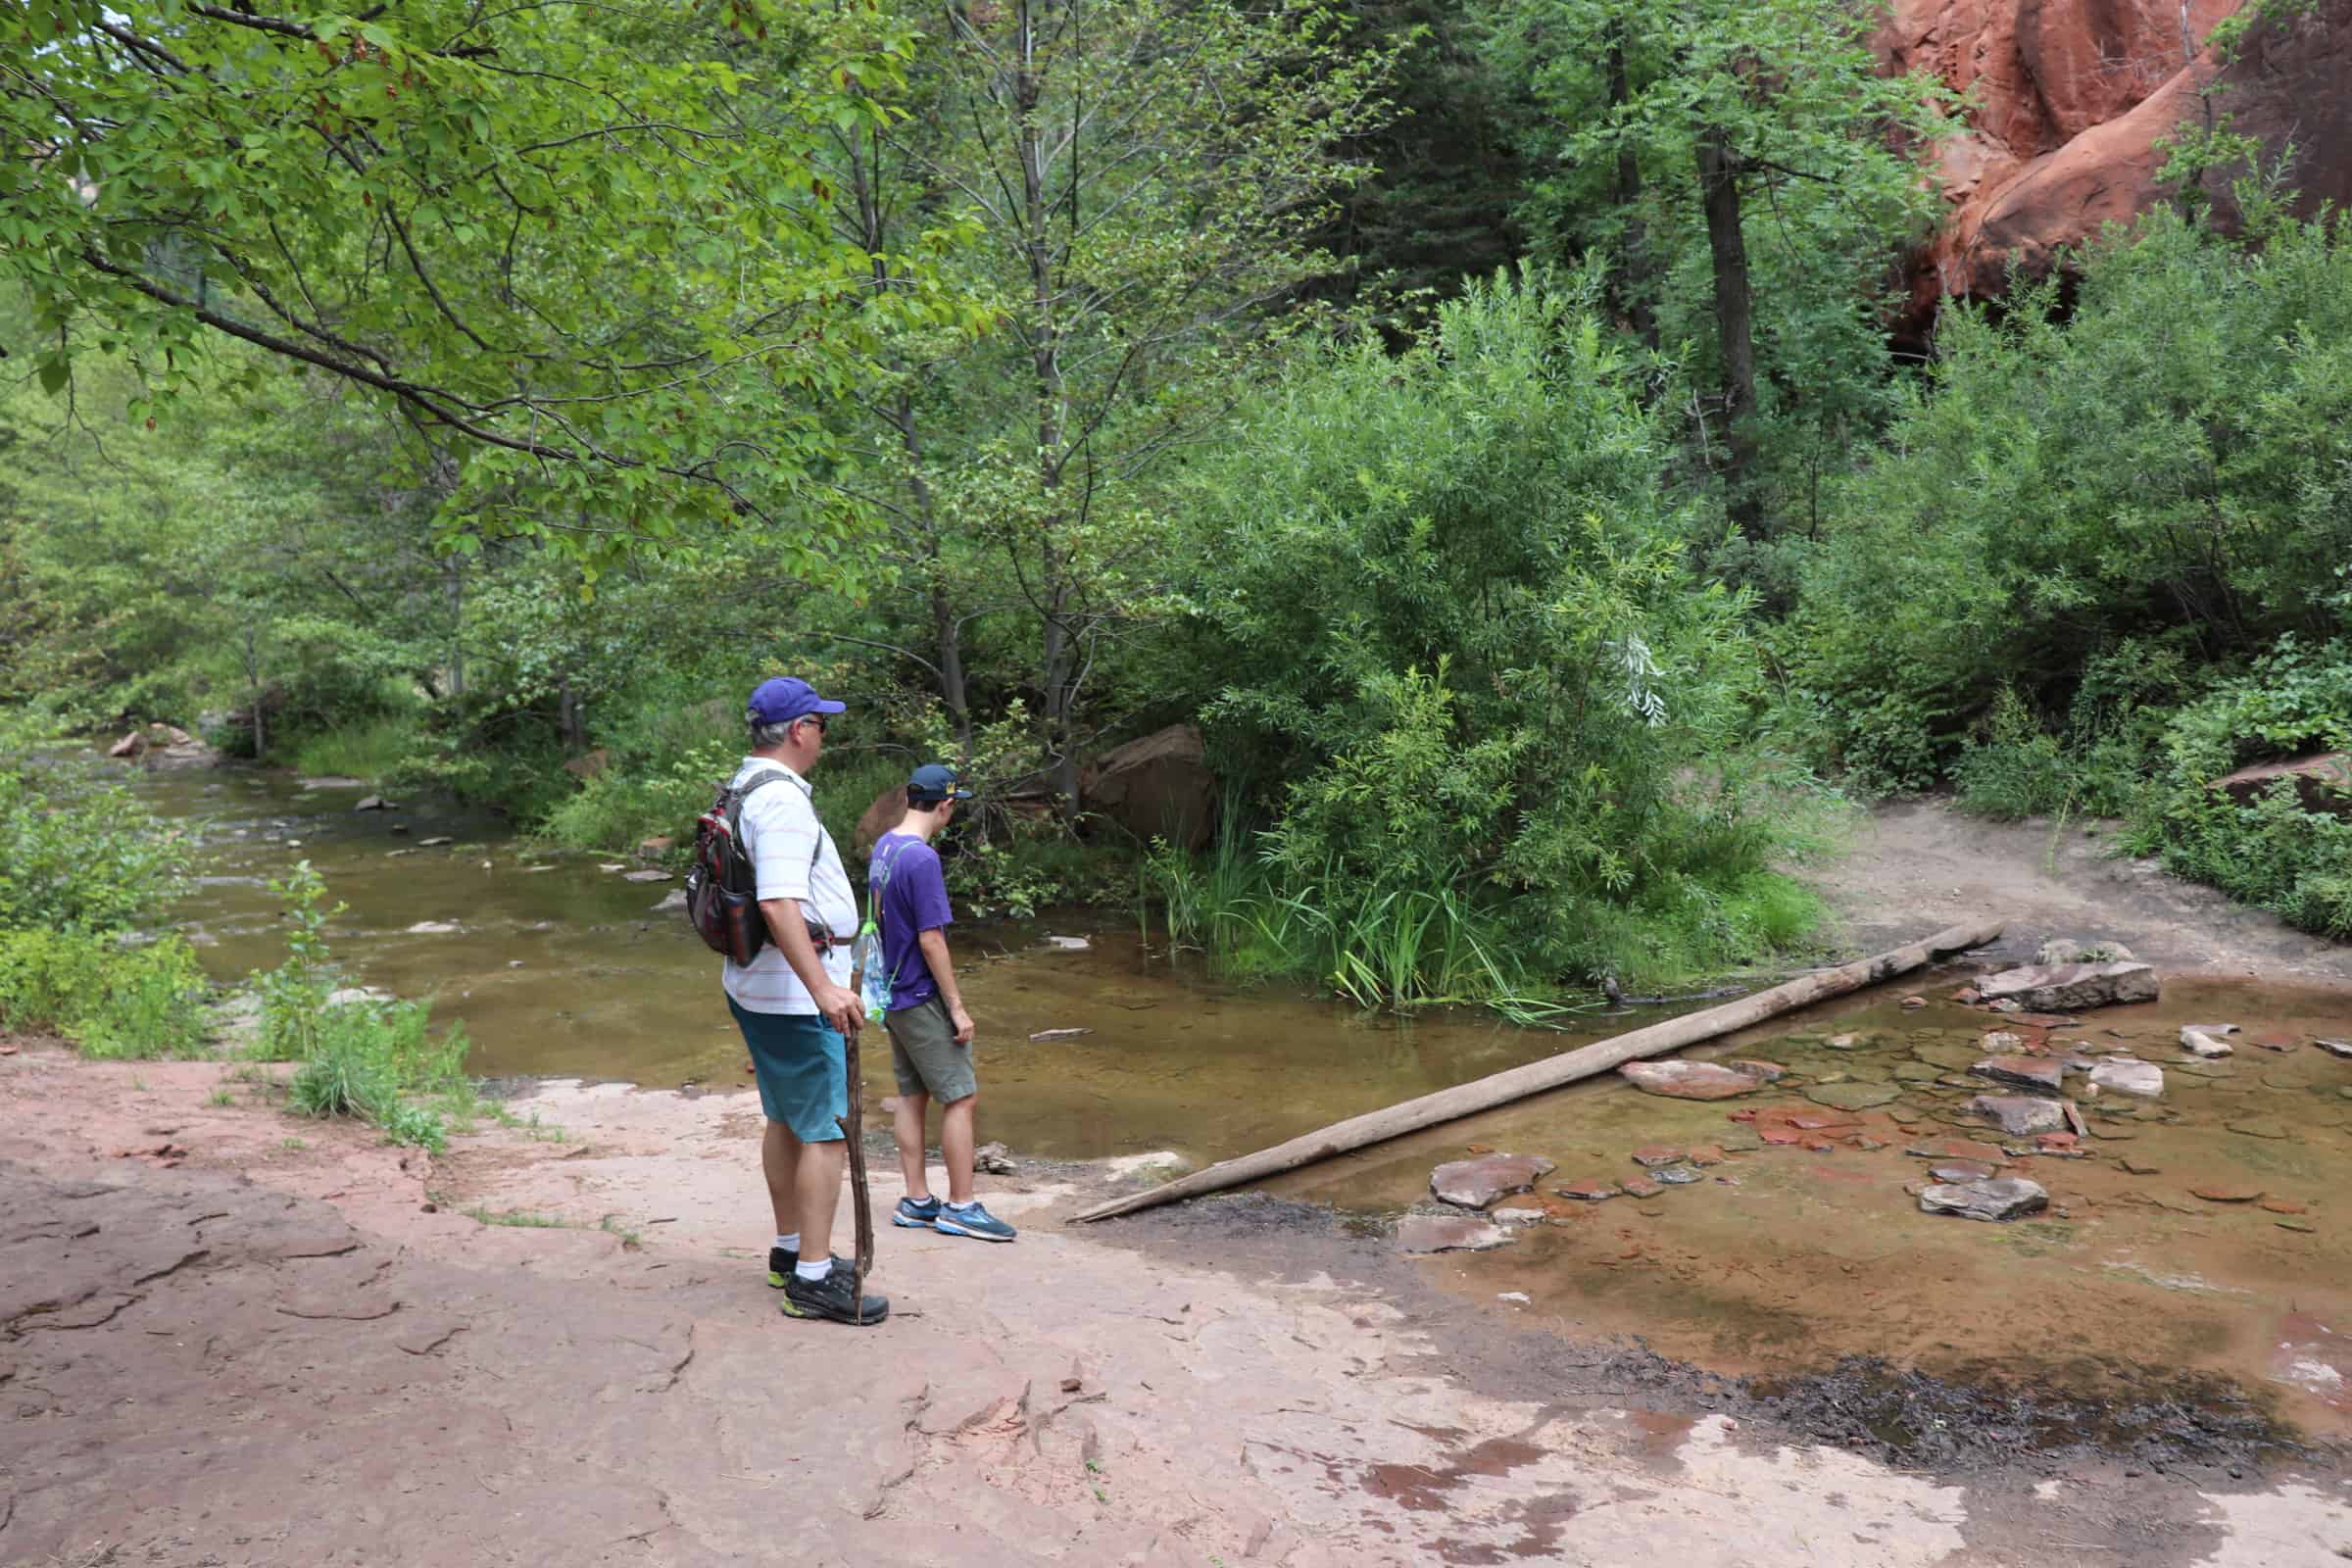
[907,763,973,805]
[746,676,846,726]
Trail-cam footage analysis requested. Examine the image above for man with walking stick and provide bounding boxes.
[720,676,888,1327]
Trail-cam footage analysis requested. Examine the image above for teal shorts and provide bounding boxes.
[727,998,846,1142]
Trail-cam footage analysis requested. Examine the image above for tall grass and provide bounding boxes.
[287,712,425,783]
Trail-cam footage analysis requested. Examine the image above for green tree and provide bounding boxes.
[2,0,970,566]
[1489,0,1952,531]
[812,0,1398,806]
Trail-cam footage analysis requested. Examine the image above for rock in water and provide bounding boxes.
[1430,1153,1556,1209]
[1803,1082,1901,1110]
[2318,1038,2352,1059]
[1396,1214,1514,1253]
[1975,961,2160,1011]
[1920,1177,2048,1222]
[1971,1055,2065,1093]
[622,869,672,884]
[353,795,393,811]
[2088,1057,2164,1098]
[1619,1060,1772,1100]
[2180,1028,2234,1059]
[1968,1095,2069,1136]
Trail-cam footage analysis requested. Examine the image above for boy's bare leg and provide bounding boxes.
[941,1093,978,1206]
[893,1090,933,1200]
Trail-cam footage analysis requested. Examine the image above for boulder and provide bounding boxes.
[1920,1176,2049,1222]
[1396,1214,1514,1253]
[854,785,909,857]
[2213,752,2351,818]
[638,835,675,857]
[353,796,394,812]
[1430,1153,1556,1209]
[1619,1060,1773,1100]
[2036,937,2135,965]
[1081,723,1218,851]
[975,1142,1017,1175]
[1976,961,2160,1011]
[2089,1057,2165,1098]
[1971,1054,2064,1094]
[107,730,147,758]
[1969,1094,2069,1136]
[1879,0,2352,330]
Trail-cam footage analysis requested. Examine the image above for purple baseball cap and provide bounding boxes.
[746,676,846,726]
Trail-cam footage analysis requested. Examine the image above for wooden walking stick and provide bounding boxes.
[836,1007,876,1295]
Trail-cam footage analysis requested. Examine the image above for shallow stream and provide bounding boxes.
[136,760,2352,1441]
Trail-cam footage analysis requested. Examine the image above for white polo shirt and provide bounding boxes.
[719,757,858,1015]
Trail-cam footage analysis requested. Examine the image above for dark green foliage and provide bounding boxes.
[2121,638,2352,936]
[1169,271,1827,995]
[1787,210,2352,787]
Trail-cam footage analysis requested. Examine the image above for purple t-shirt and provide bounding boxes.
[869,831,954,1011]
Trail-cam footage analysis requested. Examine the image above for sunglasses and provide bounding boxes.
[796,714,829,734]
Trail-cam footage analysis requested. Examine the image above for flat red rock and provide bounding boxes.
[2189,1185,2264,1203]
[1630,1145,1685,1168]
[1618,1060,1771,1101]
[1555,1179,1620,1201]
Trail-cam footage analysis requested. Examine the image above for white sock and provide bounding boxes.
[794,1257,832,1282]
[946,1199,978,1211]
[774,1233,800,1253]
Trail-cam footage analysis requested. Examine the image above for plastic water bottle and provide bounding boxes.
[854,922,891,1019]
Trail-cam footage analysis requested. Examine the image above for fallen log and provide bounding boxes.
[1071,917,2003,1223]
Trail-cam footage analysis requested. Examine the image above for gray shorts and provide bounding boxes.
[885,996,977,1103]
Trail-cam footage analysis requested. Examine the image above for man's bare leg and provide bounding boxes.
[941,1093,978,1206]
[893,1091,933,1200]
[796,1138,847,1262]
[762,1119,801,1236]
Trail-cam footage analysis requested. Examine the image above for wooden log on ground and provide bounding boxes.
[1072,918,2003,1223]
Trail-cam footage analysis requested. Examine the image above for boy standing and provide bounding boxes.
[870,764,1016,1243]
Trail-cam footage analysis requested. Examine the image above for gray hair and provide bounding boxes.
[750,717,797,749]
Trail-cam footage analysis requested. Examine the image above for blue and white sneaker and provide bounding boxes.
[933,1200,1017,1243]
[893,1195,942,1230]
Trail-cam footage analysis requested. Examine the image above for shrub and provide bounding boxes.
[2125,636,2352,936]
[1786,209,2352,781]
[0,755,191,933]
[0,928,213,1058]
[1167,270,1825,997]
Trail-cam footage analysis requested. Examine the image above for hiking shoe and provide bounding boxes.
[765,1245,798,1288]
[892,1196,942,1230]
[781,1262,889,1326]
[933,1201,1017,1243]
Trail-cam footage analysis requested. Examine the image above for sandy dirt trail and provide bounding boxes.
[5,1040,2350,1568]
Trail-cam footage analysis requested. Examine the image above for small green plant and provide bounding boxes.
[465,1206,568,1228]
[281,1137,308,1151]
[600,1214,643,1250]
[208,1086,235,1107]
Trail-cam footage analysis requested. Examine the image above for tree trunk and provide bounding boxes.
[1014,0,1080,823]
[1072,919,2005,1222]
[1696,125,1761,534]
[1606,26,1655,347]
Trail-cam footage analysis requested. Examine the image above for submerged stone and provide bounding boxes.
[1928,1160,1997,1183]
[1906,1136,2006,1164]
[1619,1060,1771,1100]
[1630,1145,1685,1168]
[2088,1058,2164,1099]
[2316,1038,2352,1059]
[1555,1179,1619,1201]
[2226,1117,2290,1141]
[2180,1028,2234,1059]
[1651,1164,1704,1185]
[1920,1177,2048,1222]
[1431,1153,1556,1209]
[1969,1095,2069,1136]
[2188,1184,2264,1203]
[1976,961,2161,1012]
[1804,1082,1901,1110]
[1396,1214,1515,1253]
[1972,1055,2064,1093]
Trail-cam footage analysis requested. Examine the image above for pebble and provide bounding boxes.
[1901,996,1927,1010]
[1496,1292,1532,1304]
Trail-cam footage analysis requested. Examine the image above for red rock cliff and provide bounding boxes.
[1883,0,2352,318]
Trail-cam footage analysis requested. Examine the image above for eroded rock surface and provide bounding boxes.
[1976,961,2160,1012]
[1430,1153,1555,1209]
[1920,1176,2049,1222]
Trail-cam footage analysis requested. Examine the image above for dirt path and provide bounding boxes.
[1807,801,2352,983]
[7,1044,2352,1566]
